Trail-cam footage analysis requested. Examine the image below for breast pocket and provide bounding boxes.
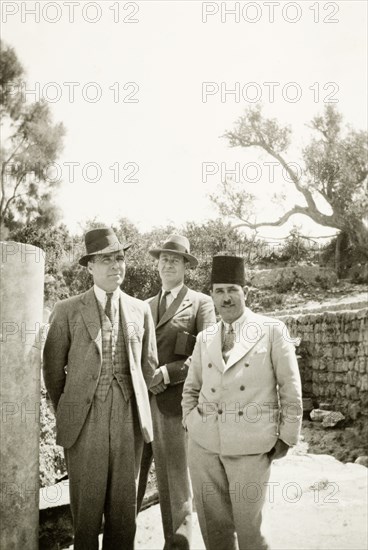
[249,351,267,365]
[172,315,193,330]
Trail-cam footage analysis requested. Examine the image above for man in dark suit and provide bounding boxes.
[182,255,303,550]
[137,235,216,549]
[43,228,158,550]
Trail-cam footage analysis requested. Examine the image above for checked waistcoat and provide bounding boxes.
[94,299,133,402]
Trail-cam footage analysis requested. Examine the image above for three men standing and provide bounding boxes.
[44,229,302,550]
[43,228,158,550]
[182,255,303,550]
[138,235,216,549]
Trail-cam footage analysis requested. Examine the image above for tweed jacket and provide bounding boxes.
[182,308,303,455]
[148,285,216,416]
[43,288,158,448]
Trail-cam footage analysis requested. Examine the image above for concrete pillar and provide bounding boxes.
[0,242,45,549]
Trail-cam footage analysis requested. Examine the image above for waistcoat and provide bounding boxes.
[94,299,133,402]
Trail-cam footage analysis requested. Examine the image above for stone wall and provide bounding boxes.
[279,307,368,420]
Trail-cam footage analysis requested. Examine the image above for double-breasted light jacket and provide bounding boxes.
[182,308,303,455]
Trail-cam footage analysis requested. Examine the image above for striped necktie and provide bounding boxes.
[105,292,114,324]
[222,324,235,363]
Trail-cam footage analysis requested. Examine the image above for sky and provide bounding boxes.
[2,0,367,240]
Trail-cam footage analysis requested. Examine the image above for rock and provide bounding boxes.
[322,411,345,428]
[355,456,368,467]
[310,409,332,422]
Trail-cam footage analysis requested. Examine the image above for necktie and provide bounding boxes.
[105,292,114,324]
[222,324,235,363]
[158,290,170,321]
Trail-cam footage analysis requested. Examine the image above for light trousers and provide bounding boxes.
[188,437,271,550]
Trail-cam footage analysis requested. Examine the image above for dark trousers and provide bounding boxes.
[137,395,192,549]
[65,380,143,550]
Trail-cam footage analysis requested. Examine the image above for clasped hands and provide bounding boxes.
[149,368,167,394]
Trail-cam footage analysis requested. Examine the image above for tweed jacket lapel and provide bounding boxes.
[156,285,190,329]
[119,290,138,366]
[80,287,102,359]
[149,293,160,327]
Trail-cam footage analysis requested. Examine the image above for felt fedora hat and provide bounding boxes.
[211,255,245,286]
[79,227,131,267]
[149,235,198,268]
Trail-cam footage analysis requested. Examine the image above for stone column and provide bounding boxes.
[0,242,45,549]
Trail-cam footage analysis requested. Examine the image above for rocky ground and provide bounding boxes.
[250,281,367,315]
[300,418,368,464]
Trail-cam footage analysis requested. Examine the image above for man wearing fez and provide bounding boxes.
[137,235,216,549]
[43,228,158,550]
[182,255,302,550]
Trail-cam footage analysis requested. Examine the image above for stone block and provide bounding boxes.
[359,360,366,374]
[335,362,344,373]
[348,402,361,420]
[360,375,368,392]
[347,386,358,400]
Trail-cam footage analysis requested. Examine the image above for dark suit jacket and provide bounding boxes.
[43,288,158,448]
[148,285,216,416]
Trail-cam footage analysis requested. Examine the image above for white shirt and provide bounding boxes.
[94,285,120,324]
[160,282,184,309]
[222,309,249,340]
[159,283,184,384]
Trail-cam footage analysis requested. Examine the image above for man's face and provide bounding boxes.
[88,252,126,292]
[158,252,186,289]
[211,283,248,324]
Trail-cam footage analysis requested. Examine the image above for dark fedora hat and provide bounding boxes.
[211,255,245,286]
[79,227,131,267]
[149,235,198,268]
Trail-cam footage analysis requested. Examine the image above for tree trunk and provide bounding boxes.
[335,233,343,278]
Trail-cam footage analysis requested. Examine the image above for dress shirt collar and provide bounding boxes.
[161,282,184,299]
[94,284,120,305]
[222,309,249,332]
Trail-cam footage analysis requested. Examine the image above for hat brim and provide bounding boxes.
[149,248,198,268]
[79,242,131,267]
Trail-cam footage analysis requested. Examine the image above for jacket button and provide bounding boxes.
[211,388,216,393]
[86,398,91,404]
[240,385,245,391]
[244,362,250,367]
[218,409,223,415]
[238,411,243,416]
[92,374,98,380]
[208,363,212,368]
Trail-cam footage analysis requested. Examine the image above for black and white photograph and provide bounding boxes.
[0,1,367,549]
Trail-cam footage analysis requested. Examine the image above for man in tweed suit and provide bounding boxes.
[43,228,158,550]
[137,235,216,549]
[182,256,303,550]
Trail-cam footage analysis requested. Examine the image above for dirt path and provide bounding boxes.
[135,454,367,550]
